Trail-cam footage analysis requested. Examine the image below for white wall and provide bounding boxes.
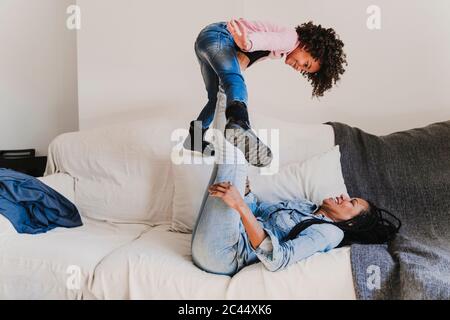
[0,0,78,156]
[77,0,450,134]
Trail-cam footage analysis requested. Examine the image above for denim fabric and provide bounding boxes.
[191,128,258,276]
[190,128,344,275]
[246,195,344,272]
[194,22,248,129]
[0,168,82,234]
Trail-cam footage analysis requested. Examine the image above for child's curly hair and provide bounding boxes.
[295,21,347,98]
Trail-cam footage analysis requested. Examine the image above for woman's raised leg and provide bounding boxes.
[191,94,257,276]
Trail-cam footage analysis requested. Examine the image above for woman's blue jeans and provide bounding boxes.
[194,22,248,129]
[191,113,258,276]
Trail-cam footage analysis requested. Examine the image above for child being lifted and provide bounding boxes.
[184,18,347,167]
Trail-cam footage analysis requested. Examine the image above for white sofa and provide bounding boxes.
[0,110,356,300]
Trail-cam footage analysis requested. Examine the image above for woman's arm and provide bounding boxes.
[235,201,267,249]
[208,182,266,249]
[255,224,344,272]
[208,183,344,272]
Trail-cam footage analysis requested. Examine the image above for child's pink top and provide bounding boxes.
[236,18,300,61]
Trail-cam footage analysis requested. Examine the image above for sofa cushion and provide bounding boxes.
[249,145,348,205]
[37,173,75,204]
[226,246,355,299]
[90,224,355,300]
[44,117,178,224]
[0,217,150,299]
[0,215,15,234]
[90,225,230,299]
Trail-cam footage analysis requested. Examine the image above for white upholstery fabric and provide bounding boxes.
[0,215,15,234]
[90,225,355,300]
[250,145,348,205]
[90,225,230,299]
[226,246,356,300]
[37,173,76,204]
[0,217,150,299]
[44,118,176,224]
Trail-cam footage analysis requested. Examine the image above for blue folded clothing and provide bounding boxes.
[0,168,82,234]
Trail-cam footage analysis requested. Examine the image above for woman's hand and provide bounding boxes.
[208,181,245,211]
[210,181,266,249]
[227,18,252,52]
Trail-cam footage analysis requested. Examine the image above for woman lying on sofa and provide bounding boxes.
[191,135,401,275]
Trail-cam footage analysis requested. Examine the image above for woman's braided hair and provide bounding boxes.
[295,21,348,98]
[285,200,402,246]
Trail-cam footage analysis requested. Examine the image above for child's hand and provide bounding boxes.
[227,18,252,52]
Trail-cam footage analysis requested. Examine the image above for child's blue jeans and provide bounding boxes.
[194,21,248,129]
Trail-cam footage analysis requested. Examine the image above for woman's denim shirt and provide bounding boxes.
[244,192,344,272]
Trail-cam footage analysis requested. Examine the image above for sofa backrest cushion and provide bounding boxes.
[44,117,180,224]
[249,145,348,204]
[37,173,76,204]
